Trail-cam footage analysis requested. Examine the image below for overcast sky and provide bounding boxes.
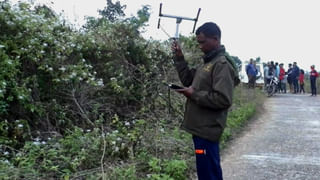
[12,0,320,71]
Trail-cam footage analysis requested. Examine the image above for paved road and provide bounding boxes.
[221,94,320,180]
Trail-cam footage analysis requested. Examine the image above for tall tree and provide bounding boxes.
[99,0,126,22]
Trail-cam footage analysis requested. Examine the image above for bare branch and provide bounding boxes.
[71,88,95,127]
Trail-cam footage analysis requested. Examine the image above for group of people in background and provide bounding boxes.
[246,60,319,96]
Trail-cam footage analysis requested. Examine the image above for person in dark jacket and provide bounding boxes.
[310,65,318,96]
[246,59,257,88]
[171,22,236,180]
[287,63,293,93]
[292,62,300,93]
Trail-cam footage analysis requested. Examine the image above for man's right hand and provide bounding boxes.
[171,40,183,57]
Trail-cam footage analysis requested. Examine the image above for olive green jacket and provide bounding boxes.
[174,46,236,142]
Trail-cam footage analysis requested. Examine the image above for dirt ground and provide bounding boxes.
[221,93,320,180]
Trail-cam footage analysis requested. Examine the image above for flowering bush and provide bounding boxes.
[0,1,183,179]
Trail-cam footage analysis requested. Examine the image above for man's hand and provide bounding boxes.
[171,40,183,57]
[174,86,194,97]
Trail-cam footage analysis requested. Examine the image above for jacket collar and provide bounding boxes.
[202,45,225,63]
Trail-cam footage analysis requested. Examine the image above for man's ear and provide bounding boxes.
[212,36,220,43]
[213,36,220,45]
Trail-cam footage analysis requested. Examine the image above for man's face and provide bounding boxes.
[196,32,218,53]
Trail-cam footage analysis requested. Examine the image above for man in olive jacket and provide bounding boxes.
[172,22,236,180]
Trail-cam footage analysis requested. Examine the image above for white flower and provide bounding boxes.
[2,82,6,86]
[69,72,77,78]
[18,124,24,128]
[43,43,48,47]
[48,67,53,71]
[7,21,14,26]
[40,50,45,54]
[33,141,41,145]
[125,122,130,126]
[110,77,117,81]
[59,67,66,72]
[86,129,91,132]
[41,141,46,145]
[0,45,5,48]
[113,130,119,134]
[18,96,24,100]
[111,141,116,145]
[114,146,119,152]
[4,151,9,155]
[160,128,164,133]
[97,79,104,86]
[3,160,9,164]
[82,58,86,62]
[0,90,2,93]
[116,137,122,141]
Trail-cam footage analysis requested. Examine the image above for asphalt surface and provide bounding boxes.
[221,93,320,180]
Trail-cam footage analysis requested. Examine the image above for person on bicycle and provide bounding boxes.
[265,62,275,84]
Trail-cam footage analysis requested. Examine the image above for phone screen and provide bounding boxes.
[168,84,184,90]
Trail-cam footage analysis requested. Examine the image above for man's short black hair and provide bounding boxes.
[196,22,221,39]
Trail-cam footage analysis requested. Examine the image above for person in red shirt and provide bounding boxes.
[279,63,286,93]
[310,65,319,96]
[299,69,305,93]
